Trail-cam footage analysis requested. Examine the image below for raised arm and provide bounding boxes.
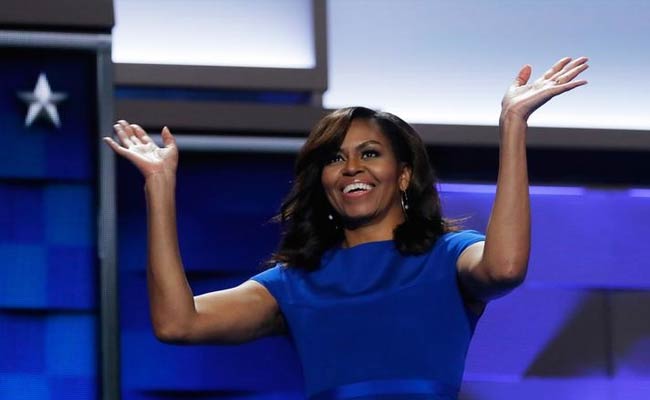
[457,57,589,302]
[104,121,284,344]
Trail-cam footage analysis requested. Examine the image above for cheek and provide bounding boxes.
[321,169,338,199]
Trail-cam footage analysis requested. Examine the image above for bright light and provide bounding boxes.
[325,0,650,131]
[112,0,315,68]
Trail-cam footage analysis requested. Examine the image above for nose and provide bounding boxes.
[342,156,363,176]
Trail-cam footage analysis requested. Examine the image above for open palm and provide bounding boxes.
[502,56,589,121]
[103,120,178,178]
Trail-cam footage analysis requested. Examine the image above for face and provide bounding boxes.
[321,119,411,228]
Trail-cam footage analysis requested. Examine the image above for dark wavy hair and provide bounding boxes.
[267,106,459,270]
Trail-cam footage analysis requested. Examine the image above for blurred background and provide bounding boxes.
[1,0,649,399]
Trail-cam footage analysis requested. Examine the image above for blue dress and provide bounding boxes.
[250,230,485,400]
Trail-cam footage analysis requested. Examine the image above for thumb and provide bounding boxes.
[161,126,176,147]
[514,64,532,86]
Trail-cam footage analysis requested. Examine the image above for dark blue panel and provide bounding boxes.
[117,154,293,273]
[0,373,50,399]
[0,184,44,243]
[45,315,96,377]
[44,185,93,247]
[118,272,151,331]
[0,313,45,373]
[47,246,96,309]
[0,48,95,180]
[49,376,98,400]
[0,244,47,307]
[0,183,95,310]
[116,86,312,105]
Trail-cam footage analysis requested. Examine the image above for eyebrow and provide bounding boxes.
[338,140,383,153]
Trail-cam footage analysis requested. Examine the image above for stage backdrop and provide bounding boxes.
[0,46,99,399]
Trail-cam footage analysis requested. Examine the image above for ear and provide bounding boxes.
[398,164,412,192]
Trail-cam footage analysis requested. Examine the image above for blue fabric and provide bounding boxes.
[250,230,486,399]
[311,378,458,400]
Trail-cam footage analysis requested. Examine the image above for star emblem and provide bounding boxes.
[17,72,68,128]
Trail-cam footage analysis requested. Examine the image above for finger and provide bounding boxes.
[103,137,129,156]
[543,57,572,79]
[130,134,144,146]
[550,57,589,81]
[514,64,532,86]
[113,123,134,147]
[118,120,140,145]
[161,126,176,148]
[118,120,144,146]
[563,56,589,71]
[131,124,153,144]
[551,79,588,95]
[554,63,589,85]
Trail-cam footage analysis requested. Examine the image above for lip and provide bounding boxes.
[340,182,376,200]
[339,180,376,193]
[342,188,373,199]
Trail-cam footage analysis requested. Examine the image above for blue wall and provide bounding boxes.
[0,48,98,399]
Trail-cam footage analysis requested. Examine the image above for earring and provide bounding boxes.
[400,190,409,216]
[327,213,340,230]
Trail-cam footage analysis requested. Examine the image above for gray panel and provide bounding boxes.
[115,63,326,91]
[466,287,609,378]
[610,291,650,378]
[414,123,650,151]
[0,30,111,49]
[148,134,305,154]
[97,47,120,399]
[460,379,614,400]
[115,100,328,134]
[0,0,114,31]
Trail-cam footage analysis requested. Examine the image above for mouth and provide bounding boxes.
[341,182,375,198]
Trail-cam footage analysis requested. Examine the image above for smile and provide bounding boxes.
[342,182,374,194]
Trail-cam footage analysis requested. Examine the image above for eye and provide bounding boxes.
[326,154,344,165]
[362,150,380,159]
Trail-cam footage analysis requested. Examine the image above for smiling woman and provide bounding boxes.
[268,107,458,270]
[321,119,411,240]
[103,56,589,400]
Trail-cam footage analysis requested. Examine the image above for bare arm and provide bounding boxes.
[458,57,589,302]
[104,121,283,344]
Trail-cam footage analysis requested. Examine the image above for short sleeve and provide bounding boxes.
[248,264,285,302]
[439,230,486,263]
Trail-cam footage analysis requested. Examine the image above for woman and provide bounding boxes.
[104,56,588,399]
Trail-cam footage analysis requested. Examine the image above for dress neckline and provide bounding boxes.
[335,239,395,251]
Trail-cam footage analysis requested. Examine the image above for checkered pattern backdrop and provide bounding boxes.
[0,47,98,400]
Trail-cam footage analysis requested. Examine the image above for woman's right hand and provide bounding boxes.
[103,120,178,178]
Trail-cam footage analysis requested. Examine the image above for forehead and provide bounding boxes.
[340,119,388,147]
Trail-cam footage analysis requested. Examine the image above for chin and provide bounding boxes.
[339,211,378,229]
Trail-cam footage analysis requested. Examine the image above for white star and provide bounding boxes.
[17,72,67,128]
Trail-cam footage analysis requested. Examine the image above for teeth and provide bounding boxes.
[343,183,373,194]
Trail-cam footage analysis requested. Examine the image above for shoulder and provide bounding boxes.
[435,229,486,260]
[249,263,300,299]
[249,263,290,282]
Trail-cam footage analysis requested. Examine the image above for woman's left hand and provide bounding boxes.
[501,56,588,121]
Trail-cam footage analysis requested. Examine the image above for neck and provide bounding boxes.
[341,209,404,248]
